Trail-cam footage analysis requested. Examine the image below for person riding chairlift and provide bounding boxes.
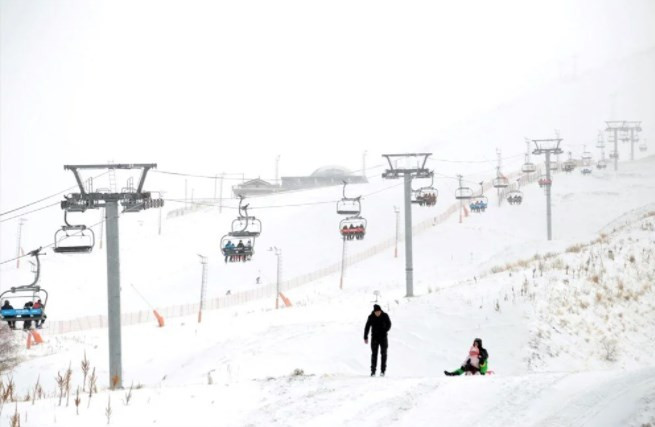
[236,240,245,262]
[224,240,235,263]
[33,299,46,329]
[1,300,16,329]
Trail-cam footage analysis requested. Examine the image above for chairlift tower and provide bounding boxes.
[381,153,432,297]
[532,140,563,240]
[605,121,642,170]
[198,255,208,323]
[60,163,162,389]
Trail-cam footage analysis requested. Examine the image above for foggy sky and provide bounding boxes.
[1,0,655,259]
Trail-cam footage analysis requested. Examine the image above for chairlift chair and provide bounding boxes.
[220,197,260,262]
[492,175,509,189]
[581,168,592,175]
[521,162,537,174]
[469,183,488,213]
[339,217,367,240]
[506,189,523,205]
[220,234,255,262]
[455,186,473,200]
[609,151,619,160]
[0,250,48,329]
[411,176,438,207]
[596,160,607,169]
[563,161,576,173]
[538,175,552,188]
[412,188,438,207]
[53,211,95,254]
[230,199,262,238]
[639,143,648,152]
[336,181,362,215]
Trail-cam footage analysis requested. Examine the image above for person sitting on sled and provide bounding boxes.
[444,338,489,376]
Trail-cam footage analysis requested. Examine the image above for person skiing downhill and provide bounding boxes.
[364,304,392,377]
[444,338,489,376]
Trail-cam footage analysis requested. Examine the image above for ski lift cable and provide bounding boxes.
[162,180,405,211]
[153,164,385,182]
[0,202,61,224]
[0,201,143,266]
[427,153,524,164]
[0,171,109,218]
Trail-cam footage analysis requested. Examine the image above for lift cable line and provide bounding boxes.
[428,152,524,164]
[161,181,406,211]
[0,201,61,223]
[0,172,110,218]
[0,204,140,266]
[153,164,384,182]
[381,153,432,298]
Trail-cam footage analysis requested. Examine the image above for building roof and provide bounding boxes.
[310,165,352,178]
[235,178,273,187]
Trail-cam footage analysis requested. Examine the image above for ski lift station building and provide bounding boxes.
[233,166,367,197]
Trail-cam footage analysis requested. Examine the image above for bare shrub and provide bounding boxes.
[123,382,133,406]
[87,368,97,409]
[10,403,19,427]
[31,376,41,405]
[601,338,618,361]
[595,292,603,304]
[74,386,81,415]
[105,396,112,425]
[566,244,584,253]
[291,368,305,377]
[590,275,600,284]
[3,377,15,403]
[81,352,90,392]
[55,371,65,407]
[64,362,73,407]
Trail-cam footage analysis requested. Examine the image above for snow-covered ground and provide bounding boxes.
[1,153,654,427]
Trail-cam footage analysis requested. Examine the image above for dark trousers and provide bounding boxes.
[370,336,388,374]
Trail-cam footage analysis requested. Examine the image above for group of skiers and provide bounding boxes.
[223,239,253,262]
[415,193,437,207]
[1,299,47,330]
[507,194,523,205]
[341,224,366,240]
[469,200,488,213]
[364,304,489,377]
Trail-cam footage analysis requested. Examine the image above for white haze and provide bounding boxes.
[1,0,654,259]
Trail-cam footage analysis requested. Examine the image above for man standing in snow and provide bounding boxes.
[364,304,392,377]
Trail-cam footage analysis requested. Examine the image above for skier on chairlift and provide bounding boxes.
[236,240,245,262]
[33,299,46,329]
[224,240,235,263]
[22,301,34,330]
[1,300,16,329]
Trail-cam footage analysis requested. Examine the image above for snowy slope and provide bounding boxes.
[1,49,654,426]
[1,155,654,427]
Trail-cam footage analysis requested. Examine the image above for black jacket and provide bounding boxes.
[364,311,392,340]
[479,348,489,365]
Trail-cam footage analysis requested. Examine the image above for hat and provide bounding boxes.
[373,304,382,312]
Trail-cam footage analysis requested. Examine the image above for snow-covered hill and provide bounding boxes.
[1,153,654,426]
